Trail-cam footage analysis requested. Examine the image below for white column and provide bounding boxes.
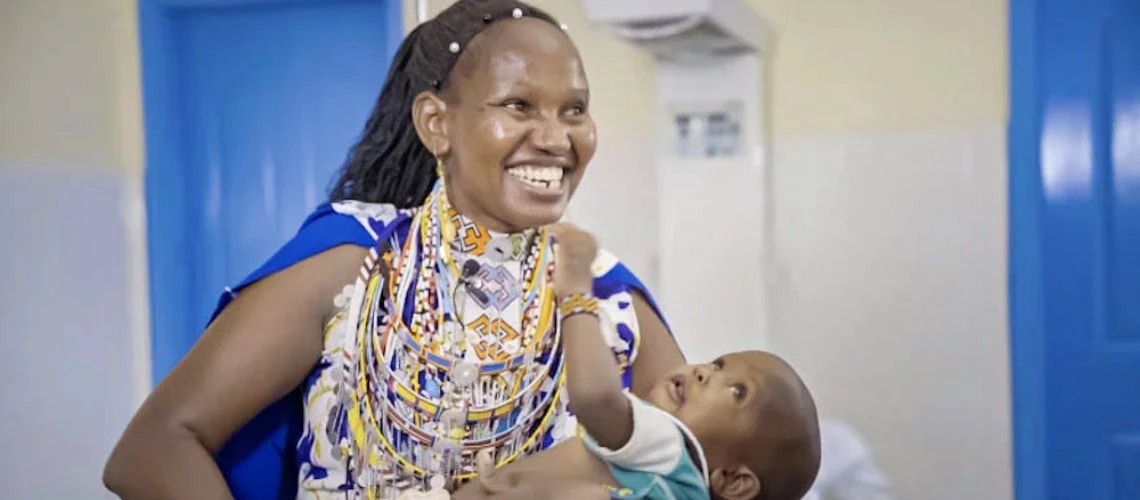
[655,53,772,360]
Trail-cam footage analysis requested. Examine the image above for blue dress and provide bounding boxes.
[208,200,668,499]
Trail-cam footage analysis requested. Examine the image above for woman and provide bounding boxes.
[103,1,684,498]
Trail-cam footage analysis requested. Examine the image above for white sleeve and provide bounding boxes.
[586,393,688,475]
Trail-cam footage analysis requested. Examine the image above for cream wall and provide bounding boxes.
[0,0,144,172]
[749,1,1012,500]
[0,1,147,497]
[750,0,1007,134]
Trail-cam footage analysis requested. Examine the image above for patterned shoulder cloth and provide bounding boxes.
[209,195,670,500]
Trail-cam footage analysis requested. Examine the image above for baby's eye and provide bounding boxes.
[731,384,746,401]
[711,359,724,371]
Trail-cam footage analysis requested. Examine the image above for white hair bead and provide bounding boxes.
[512,8,523,19]
[448,42,460,53]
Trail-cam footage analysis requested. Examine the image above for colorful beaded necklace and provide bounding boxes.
[337,177,565,498]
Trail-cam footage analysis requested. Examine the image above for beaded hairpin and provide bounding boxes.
[432,6,568,90]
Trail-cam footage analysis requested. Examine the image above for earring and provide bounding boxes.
[432,141,445,177]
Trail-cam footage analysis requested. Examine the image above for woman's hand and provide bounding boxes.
[460,449,610,500]
[550,222,597,297]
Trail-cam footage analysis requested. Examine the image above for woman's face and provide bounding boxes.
[435,18,596,232]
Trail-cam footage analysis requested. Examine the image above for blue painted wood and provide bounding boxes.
[139,0,401,384]
[1010,0,1140,498]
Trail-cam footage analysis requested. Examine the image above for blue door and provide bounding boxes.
[139,0,401,383]
[1010,0,1140,498]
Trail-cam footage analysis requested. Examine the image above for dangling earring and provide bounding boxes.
[434,149,450,204]
[433,140,447,187]
[434,147,458,245]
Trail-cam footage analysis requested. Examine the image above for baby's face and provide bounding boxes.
[645,351,774,456]
[648,351,820,499]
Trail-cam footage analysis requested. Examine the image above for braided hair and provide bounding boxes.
[329,0,561,207]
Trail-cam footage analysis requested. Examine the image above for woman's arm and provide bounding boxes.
[459,445,613,500]
[102,244,368,499]
[628,292,686,400]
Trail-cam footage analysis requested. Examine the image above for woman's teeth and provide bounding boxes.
[507,166,564,190]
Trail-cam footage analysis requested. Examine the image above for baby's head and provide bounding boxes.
[645,351,820,500]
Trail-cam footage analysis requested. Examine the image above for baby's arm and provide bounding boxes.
[550,224,634,451]
[562,312,632,448]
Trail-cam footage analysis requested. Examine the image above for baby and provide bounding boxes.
[454,224,821,500]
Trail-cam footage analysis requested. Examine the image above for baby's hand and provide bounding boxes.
[549,223,597,297]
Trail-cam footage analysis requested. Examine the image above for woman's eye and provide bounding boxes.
[504,100,529,112]
[567,103,586,116]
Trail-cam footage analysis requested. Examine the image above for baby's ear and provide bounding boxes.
[709,465,761,500]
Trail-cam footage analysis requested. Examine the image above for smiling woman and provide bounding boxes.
[103,1,684,499]
[421,16,597,230]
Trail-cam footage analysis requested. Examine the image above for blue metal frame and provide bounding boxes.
[137,0,404,386]
[1008,0,1048,498]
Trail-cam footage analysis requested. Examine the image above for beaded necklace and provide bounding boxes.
[338,179,564,498]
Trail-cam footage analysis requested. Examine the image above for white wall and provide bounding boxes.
[748,0,1013,499]
[0,0,148,497]
[770,127,1009,500]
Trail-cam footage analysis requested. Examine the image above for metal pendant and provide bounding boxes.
[485,236,515,263]
[502,337,522,355]
[451,361,478,388]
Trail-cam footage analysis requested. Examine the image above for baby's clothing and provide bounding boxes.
[583,393,709,499]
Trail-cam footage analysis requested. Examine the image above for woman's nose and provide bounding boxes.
[532,116,572,155]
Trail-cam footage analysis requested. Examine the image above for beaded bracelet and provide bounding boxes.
[558,292,600,319]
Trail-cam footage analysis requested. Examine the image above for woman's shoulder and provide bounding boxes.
[211,201,415,317]
[251,200,415,274]
[260,201,416,256]
[325,200,417,240]
[590,250,651,302]
[590,249,669,331]
[585,249,670,377]
[328,200,416,222]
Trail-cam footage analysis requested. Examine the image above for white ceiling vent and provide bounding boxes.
[580,0,773,61]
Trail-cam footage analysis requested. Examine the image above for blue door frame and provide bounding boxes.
[1008,0,1049,496]
[137,0,403,386]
